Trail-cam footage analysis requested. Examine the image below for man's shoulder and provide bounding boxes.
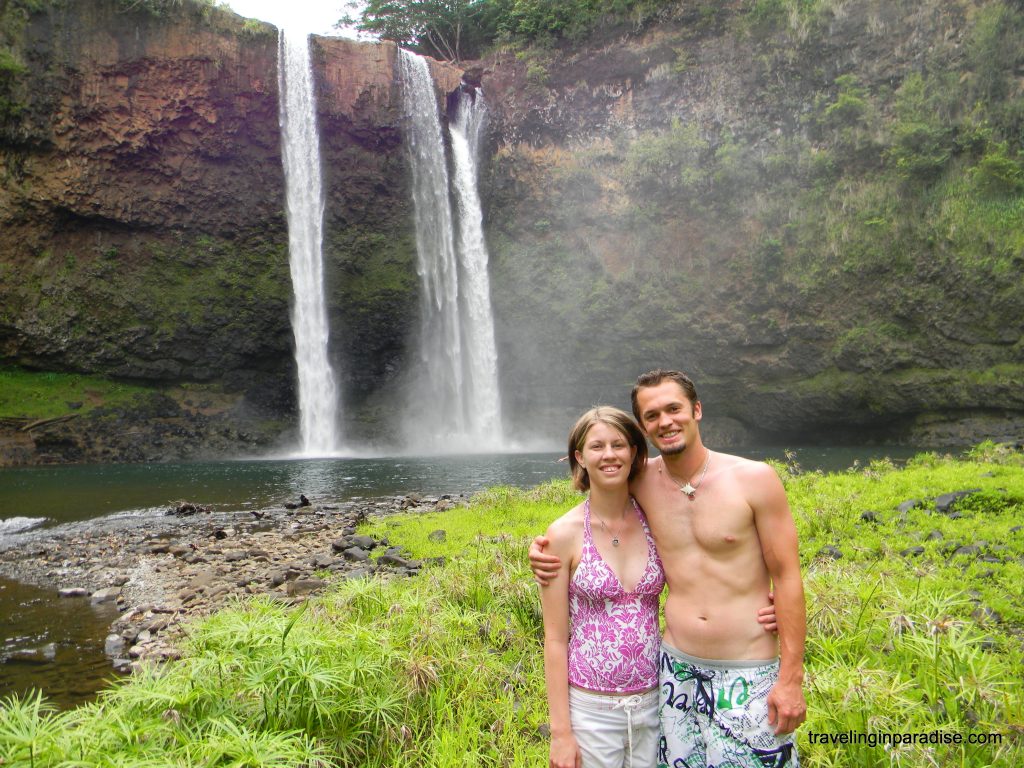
[635,455,664,480]
[717,452,783,487]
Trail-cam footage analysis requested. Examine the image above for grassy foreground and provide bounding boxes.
[1,447,1022,766]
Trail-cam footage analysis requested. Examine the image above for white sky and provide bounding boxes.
[224,1,361,36]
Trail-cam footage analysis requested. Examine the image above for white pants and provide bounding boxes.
[569,686,660,768]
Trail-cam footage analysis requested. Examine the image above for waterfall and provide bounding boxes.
[278,29,341,456]
[398,50,503,452]
[449,91,502,443]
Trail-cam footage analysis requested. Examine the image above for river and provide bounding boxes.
[0,445,924,707]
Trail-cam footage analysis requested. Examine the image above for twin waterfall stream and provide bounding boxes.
[277,30,340,456]
[277,36,502,455]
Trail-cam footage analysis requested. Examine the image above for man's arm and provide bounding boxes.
[750,463,806,735]
[529,535,562,586]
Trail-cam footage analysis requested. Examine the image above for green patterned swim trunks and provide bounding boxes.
[658,642,798,768]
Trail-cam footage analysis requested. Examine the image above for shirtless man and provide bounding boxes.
[531,369,806,767]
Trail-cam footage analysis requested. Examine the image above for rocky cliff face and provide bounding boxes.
[0,0,460,463]
[477,0,1024,447]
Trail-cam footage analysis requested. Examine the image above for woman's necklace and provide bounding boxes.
[589,499,628,547]
[664,449,711,500]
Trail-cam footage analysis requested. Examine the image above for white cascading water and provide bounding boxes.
[449,90,503,444]
[398,50,503,452]
[278,29,341,455]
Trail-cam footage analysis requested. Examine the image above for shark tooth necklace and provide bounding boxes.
[664,449,711,499]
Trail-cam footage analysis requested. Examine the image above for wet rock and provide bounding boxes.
[342,547,369,562]
[815,545,842,560]
[934,490,981,515]
[91,586,121,604]
[897,499,925,514]
[286,578,324,597]
[970,605,1003,625]
[10,643,57,664]
[189,569,219,590]
[168,502,211,516]
[311,554,335,569]
[284,494,312,510]
[951,544,981,558]
[58,587,89,598]
[145,617,171,633]
[379,552,409,568]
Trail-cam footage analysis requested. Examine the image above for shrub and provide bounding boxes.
[970,141,1024,197]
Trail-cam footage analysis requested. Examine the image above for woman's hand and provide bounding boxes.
[757,591,778,633]
[550,729,582,768]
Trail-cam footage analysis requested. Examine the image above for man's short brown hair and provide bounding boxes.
[630,369,699,423]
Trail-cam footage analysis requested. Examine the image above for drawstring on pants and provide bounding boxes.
[612,694,645,767]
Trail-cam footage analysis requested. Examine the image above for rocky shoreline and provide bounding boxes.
[0,493,466,673]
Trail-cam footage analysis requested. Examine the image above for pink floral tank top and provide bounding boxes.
[567,497,665,693]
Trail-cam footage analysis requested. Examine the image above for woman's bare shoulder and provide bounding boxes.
[545,502,585,551]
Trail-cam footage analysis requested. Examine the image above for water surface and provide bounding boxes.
[0,445,928,707]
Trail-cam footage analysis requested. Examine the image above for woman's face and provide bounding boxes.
[574,421,636,490]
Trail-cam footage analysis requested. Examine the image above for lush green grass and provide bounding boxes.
[1,448,1022,766]
[0,367,155,420]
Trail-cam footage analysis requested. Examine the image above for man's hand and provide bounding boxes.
[766,679,806,735]
[757,591,777,633]
[529,535,562,586]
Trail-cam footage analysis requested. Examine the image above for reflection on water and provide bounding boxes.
[0,453,571,529]
[0,447,930,531]
[0,578,125,708]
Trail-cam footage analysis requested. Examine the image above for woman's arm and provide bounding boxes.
[539,517,582,768]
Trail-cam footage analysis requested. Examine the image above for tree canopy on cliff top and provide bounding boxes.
[342,0,673,61]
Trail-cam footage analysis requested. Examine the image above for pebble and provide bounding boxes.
[0,493,466,674]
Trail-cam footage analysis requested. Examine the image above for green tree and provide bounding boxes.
[342,0,498,61]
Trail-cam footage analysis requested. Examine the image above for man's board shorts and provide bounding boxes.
[658,642,798,768]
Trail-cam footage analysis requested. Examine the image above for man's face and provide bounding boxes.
[635,380,701,456]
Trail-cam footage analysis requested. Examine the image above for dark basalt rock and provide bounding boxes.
[815,545,843,560]
[934,490,981,514]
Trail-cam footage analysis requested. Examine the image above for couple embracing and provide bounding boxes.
[532,369,806,768]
